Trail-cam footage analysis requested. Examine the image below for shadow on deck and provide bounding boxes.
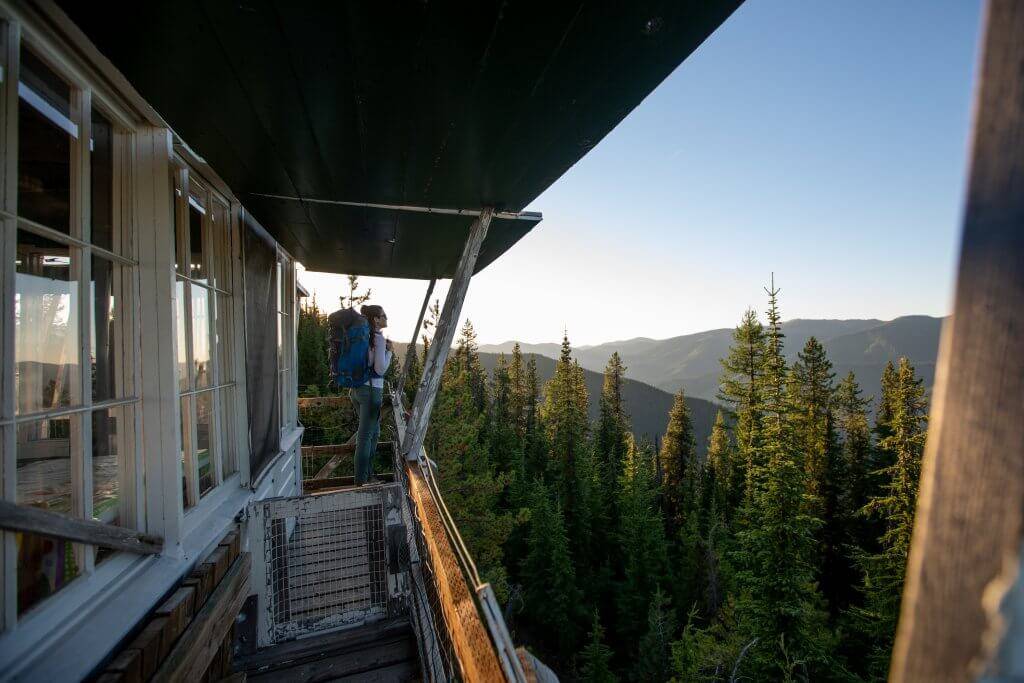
[237,616,418,682]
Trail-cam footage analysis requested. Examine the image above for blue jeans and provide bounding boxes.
[351,384,382,484]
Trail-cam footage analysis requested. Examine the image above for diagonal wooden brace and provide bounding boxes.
[402,208,494,461]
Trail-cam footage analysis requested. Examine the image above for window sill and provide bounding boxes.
[0,480,254,681]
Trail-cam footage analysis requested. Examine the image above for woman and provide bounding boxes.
[352,304,393,486]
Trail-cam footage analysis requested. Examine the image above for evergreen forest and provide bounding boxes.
[297,279,930,682]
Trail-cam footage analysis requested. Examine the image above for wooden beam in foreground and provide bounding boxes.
[403,461,505,681]
[152,552,251,683]
[403,208,494,461]
[890,2,1024,680]
[0,499,163,554]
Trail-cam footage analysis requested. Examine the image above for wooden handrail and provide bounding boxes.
[0,500,163,554]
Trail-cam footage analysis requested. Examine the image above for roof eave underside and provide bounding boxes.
[56,0,742,279]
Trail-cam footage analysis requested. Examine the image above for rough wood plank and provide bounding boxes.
[0,499,162,553]
[154,587,196,647]
[218,529,240,565]
[205,546,231,586]
[890,2,1024,681]
[402,208,493,462]
[127,617,167,680]
[296,396,350,409]
[152,553,251,683]
[104,648,143,683]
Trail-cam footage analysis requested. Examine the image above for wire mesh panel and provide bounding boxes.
[259,486,399,642]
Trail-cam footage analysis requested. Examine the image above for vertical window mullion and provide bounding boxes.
[204,196,222,485]
[0,19,20,633]
[72,88,94,573]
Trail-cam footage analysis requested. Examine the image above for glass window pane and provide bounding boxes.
[16,230,79,414]
[219,387,236,477]
[180,396,193,509]
[196,391,214,496]
[91,255,120,402]
[92,407,123,525]
[213,201,232,292]
[175,279,188,391]
[91,109,114,251]
[192,285,211,389]
[189,197,206,284]
[216,294,233,384]
[16,415,79,615]
[17,48,74,234]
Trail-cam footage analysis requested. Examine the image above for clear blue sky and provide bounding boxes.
[302,0,983,346]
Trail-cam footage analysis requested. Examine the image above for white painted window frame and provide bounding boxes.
[0,14,145,631]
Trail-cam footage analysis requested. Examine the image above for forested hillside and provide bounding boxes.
[299,289,930,681]
[395,344,718,454]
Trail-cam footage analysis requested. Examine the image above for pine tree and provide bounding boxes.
[523,355,547,482]
[429,358,513,601]
[705,410,732,521]
[509,343,528,440]
[597,353,630,485]
[853,357,928,678]
[540,334,590,541]
[717,309,766,509]
[788,337,836,507]
[732,278,831,677]
[341,274,372,308]
[632,588,675,683]
[617,439,671,650]
[296,296,330,393]
[579,611,617,683]
[521,482,583,668]
[835,371,873,542]
[489,355,524,494]
[454,320,488,413]
[403,341,423,407]
[659,388,698,535]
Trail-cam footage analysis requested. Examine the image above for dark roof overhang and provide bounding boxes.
[56,1,741,278]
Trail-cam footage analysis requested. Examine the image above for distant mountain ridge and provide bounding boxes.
[479,315,944,404]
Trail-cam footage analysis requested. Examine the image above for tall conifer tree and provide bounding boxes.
[617,439,671,651]
[854,358,928,678]
[521,483,582,668]
[733,279,831,677]
[718,309,766,508]
[579,611,617,683]
[597,353,630,485]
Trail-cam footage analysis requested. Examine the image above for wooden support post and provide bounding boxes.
[402,209,494,461]
[889,3,1024,681]
[395,278,437,400]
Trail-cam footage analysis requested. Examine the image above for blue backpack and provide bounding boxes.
[328,308,371,388]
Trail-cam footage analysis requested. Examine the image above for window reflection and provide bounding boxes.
[91,109,114,251]
[16,415,78,616]
[17,48,73,234]
[189,198,206,284]
[92,408,120,525]
[91,255,117,402]
[192,285,210,389]
[196,391,214,496]
[15,231,79,414]
[175,280,188,391]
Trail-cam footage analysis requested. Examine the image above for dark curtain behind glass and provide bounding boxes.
[243,217,280,479]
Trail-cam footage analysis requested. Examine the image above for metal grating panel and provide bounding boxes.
[260,486,399,642]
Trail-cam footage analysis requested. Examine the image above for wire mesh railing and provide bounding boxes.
[258,485,403,643]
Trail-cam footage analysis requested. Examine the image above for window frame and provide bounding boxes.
[0,20,143,630]
[170,158,239,512]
